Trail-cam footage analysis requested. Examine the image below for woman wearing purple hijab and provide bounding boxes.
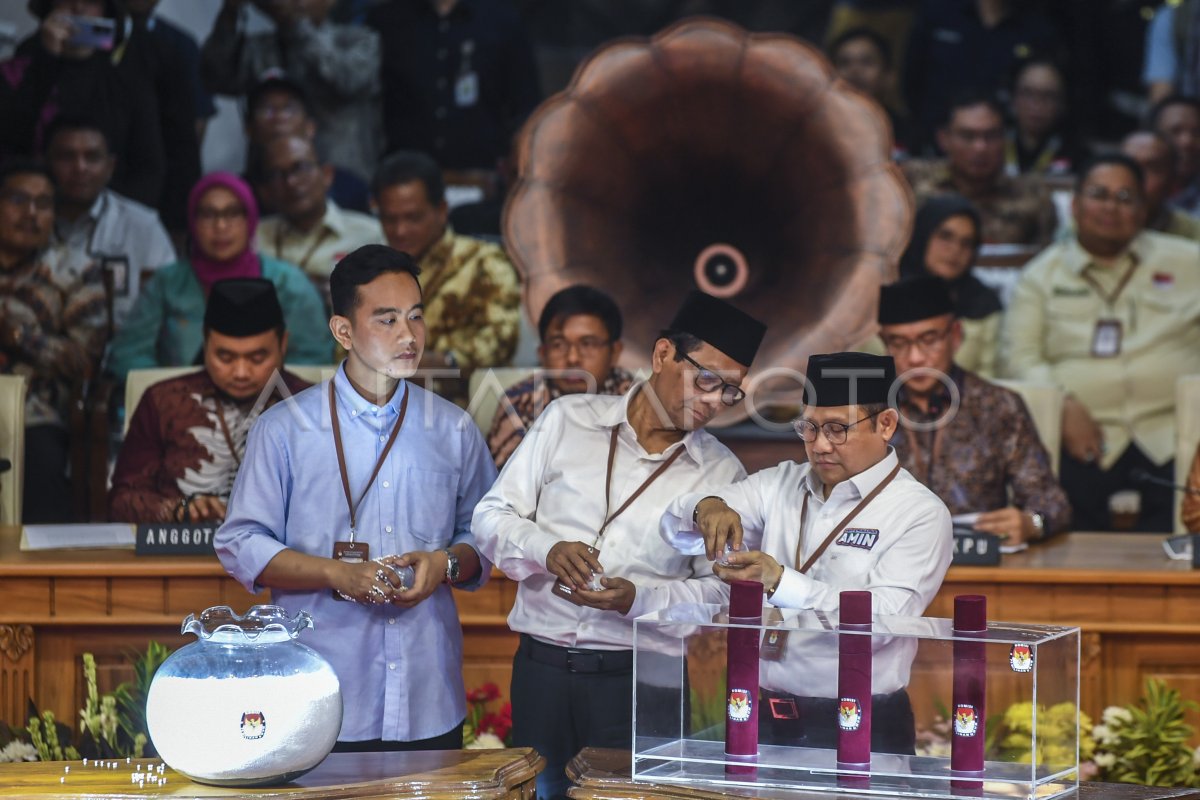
[108,172,330,379]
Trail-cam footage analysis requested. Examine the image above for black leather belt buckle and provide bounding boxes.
[565,649,601,673]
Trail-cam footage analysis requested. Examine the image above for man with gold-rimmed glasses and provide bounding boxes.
[662,351,952,754]
[474,290,766,800]
[881,276,1069,544]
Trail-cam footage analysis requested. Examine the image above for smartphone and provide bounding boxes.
[64,15,116,51]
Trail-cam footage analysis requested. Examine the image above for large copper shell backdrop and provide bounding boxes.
[503,17,914,422]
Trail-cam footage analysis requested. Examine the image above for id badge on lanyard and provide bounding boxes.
[1091,319,1123,358]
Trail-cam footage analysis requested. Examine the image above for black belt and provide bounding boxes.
[520,634,634,674]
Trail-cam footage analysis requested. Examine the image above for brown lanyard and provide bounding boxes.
[215,401,245,469]
[328,380,409,539]
[1079,254,1139,309]
[277,226,334,274]
[594,427,685,543]
[794,462,901,574]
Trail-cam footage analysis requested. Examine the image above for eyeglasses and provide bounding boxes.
[1080,185,1140,208]
[194,206,247,225]
[680,352,745,406]
[881,324,953,355]
[0,190,53,212]
[949,127,1004,145]
[543,336,611,357]
[262,160,319,184]
[793,409,885,444]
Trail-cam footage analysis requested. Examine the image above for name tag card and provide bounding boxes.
[135,524,218,556]
[952,531,1002,566]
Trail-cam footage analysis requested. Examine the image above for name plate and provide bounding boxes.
[136,524,218,556]
[952,531,1002,566]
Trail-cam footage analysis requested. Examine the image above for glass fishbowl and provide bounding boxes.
[146,605,342,786]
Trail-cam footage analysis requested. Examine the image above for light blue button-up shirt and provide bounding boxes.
[216,363,496,742]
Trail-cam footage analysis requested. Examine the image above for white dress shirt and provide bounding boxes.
[53,189,176,330]
[663,449,953,696]
[472,384,747,651]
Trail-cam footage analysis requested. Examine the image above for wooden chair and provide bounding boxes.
[994,380,1064,477]
[1174,375,1200,533]
[0,375,26,525]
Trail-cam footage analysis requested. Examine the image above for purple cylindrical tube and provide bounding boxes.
[725,579,762,777]
[837,590,873,778]
[951,594,987,791]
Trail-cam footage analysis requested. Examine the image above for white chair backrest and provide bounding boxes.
[0,375,26,525]
[123,365,337,434]
[467,368,537,435]
[1175,375,1200,533]
[994,380,1064,477]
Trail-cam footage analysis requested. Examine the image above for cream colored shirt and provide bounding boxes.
[1000,231,1200,467]
[256,199,384,280]
[472,385,747,651]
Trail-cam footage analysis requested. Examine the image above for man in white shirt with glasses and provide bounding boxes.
[473,290,766,800]
[662,352,952,755]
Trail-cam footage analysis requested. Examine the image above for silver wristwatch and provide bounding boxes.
[443,548,460,584]
[1029,512,1045,539]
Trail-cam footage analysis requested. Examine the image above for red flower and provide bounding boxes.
[466,682,500,704]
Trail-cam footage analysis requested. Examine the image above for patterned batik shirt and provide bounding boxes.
[902,158,1059,247]
[889,365,1072,536]
[486,367,635,468]
[418,226,522,369]
[109,369,311,522]
[0,245,106,427]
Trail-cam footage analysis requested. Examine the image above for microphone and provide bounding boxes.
[1130,468,1200,495]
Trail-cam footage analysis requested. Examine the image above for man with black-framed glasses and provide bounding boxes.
[474,290,766,799]
[662,351,952,755]
[881,276,1069,545]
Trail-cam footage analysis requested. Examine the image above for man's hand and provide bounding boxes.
[973,507,1035,544]
[330,558,396,605]
[554,576,637,615]
[694,497,744,560]
[188,495,228,522]
[1062,395,1103,464]
[713,549,782,590]
[387,549,449,609]
[40,12,72,56]
[546,541,603,590]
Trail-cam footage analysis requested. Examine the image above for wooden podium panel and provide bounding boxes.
[0,748,542,799]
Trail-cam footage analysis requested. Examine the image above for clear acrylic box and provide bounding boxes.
[632,602,1081,799]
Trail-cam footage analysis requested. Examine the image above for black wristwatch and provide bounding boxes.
[443,548,460,584]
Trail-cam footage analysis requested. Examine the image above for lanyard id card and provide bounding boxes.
[331,539,370,601]
[1091,319,1123,358]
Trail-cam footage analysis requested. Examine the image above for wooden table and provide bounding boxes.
[566,748,1200,800]
[0,748,542,799]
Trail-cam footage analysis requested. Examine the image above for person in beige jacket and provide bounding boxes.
[1001,154,1200,532]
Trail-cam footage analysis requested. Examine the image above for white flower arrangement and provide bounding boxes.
[465,732,506,750]
[0,740,38,763]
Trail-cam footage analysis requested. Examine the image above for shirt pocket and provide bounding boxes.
[1043,294,1104,361]
[404,467,457,546]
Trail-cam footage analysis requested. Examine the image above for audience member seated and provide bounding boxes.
[486,285,634,468]
[880,276,1070,544]
[1005,57,1084,176]
[1,0,165,208]
[828,26,911,157]
[903,0,1057,152]
[108,172,330,380]
[244,75,371,215]
[44,115,176,330]
[1184,442,1200,532]
[1142,1,1200,104]
[366,0,541,172]
[1150,95,1200,215]
[201,0,381,181]
[898,194,1001,376]
[1001,155,1200,532]
[0,161,106,522]
[1121,130,1200,242]
[253,134,383,303]
[372,151,521,370]
[902,92,1058,246]
[109,279,310,524]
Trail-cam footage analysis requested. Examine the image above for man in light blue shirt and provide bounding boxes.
[216,244,496,750]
